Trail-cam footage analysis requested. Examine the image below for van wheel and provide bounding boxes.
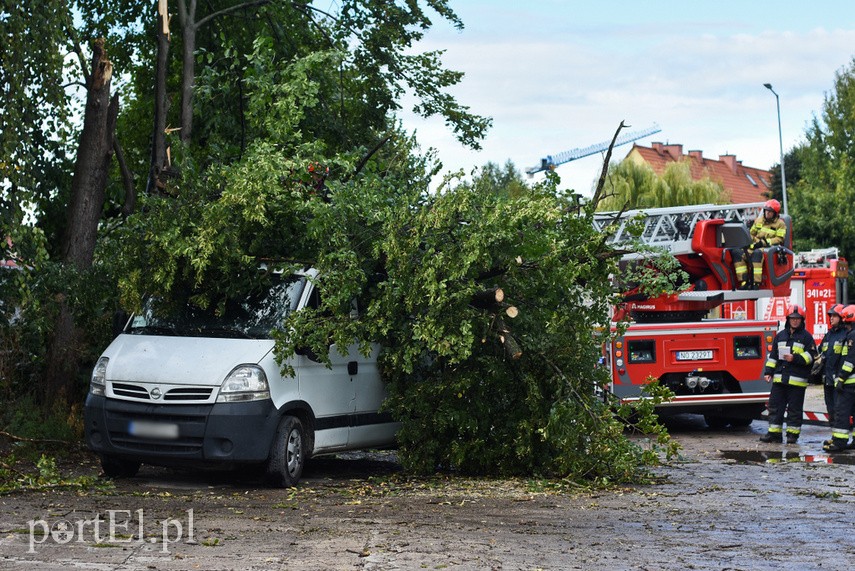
[100,455,141,478]
[266,415,305,487]
[704,415,729,430]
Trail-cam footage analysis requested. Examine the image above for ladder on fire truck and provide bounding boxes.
[593,202,766,257]
[597,202,783,305]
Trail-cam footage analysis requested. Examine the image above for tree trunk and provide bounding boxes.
[147,0,171,195]
[44,39,117,405]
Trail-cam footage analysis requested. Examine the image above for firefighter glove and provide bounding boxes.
[835,377,844,390]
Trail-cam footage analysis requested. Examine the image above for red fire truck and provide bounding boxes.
[596,202,794,427]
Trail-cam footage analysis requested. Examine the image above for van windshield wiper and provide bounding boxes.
[197,326,254,339]
[126,325,179,336]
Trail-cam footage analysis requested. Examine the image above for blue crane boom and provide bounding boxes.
[525,123,662,175]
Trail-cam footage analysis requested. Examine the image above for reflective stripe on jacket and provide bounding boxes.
[750,217,786,246]
[819,325,848,384]
[837,329,855,384]
[764,325,817,387]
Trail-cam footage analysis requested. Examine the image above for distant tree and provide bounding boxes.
[790,57,855,256]
[767,149,803,204]
[597,159,727,211]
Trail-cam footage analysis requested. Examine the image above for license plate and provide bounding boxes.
[676,349,713,361]
[128,420,179,439]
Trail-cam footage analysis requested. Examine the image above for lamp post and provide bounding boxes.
[763,83,787,215]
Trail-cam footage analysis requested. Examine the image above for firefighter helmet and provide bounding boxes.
[840,305,855,323]
[828,304,845,317]
[764,199,781,214]
[786,305,805,320]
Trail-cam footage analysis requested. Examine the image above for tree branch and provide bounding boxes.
[591,121,627,208]
[195,0,272,29]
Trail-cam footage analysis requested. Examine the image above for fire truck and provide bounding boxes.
[596,202,793,427]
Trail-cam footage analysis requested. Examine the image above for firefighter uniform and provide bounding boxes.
[734,200,787,289]
[818,305,848,427]
[760,306,816,443]
[824,305,855,452]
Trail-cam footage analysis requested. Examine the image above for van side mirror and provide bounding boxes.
[295,345,321,363]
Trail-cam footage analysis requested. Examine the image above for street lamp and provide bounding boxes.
[763,83,788,215]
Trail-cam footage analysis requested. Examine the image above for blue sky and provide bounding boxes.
[400,1,855,195]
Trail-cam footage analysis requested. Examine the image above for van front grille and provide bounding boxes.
[109,382,215,402]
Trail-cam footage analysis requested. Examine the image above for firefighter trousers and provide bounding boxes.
[830,385,855,444]
[766,382,806,436]
[824,381,837,427]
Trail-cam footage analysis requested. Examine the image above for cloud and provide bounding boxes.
[401,13,855,195]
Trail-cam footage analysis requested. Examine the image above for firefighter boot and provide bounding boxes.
[759,432,783,443]
[823,438,849,453]
[786,433,799,444]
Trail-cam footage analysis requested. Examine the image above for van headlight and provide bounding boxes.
[90,357,108,396]
[217,365,270,402]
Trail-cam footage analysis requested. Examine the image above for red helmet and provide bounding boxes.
[840,305,855,323]
[764,199,781,214]
[786,305,805,320]
[828,304,845,317]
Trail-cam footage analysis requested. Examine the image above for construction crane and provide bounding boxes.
[525,123,662,176]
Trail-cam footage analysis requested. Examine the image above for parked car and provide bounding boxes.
[84,269,399,486]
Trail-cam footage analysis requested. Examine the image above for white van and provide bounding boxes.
[83,269,399,487]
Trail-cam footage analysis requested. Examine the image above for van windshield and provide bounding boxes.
[126,275,306,339]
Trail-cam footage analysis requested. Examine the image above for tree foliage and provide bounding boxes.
[597,159,728,211]
[3,2,678,482]
[789,57,855,257]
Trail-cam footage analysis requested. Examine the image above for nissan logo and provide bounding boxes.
[150,387,162,400]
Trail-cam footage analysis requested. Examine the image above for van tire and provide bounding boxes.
[100,455,141,478]
[266,415,305,487]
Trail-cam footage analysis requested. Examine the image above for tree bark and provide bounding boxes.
[45,39,117,405]
[62,41,116,267]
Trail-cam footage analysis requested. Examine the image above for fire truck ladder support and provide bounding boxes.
[593,202,766,257]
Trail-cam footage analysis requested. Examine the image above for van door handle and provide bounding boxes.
[347,361,358,376]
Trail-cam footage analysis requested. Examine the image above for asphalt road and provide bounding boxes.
[1,388,852,571]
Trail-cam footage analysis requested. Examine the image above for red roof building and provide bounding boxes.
[625,142,771,204]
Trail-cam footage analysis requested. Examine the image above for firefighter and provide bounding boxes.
[734,199,787,289]
[816,304,848,428]
[759,304,817,444]
[823,304,855,452]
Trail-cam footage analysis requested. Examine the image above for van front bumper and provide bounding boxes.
[84,395,280,465]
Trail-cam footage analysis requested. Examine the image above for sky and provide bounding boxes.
[399,1,855,195]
